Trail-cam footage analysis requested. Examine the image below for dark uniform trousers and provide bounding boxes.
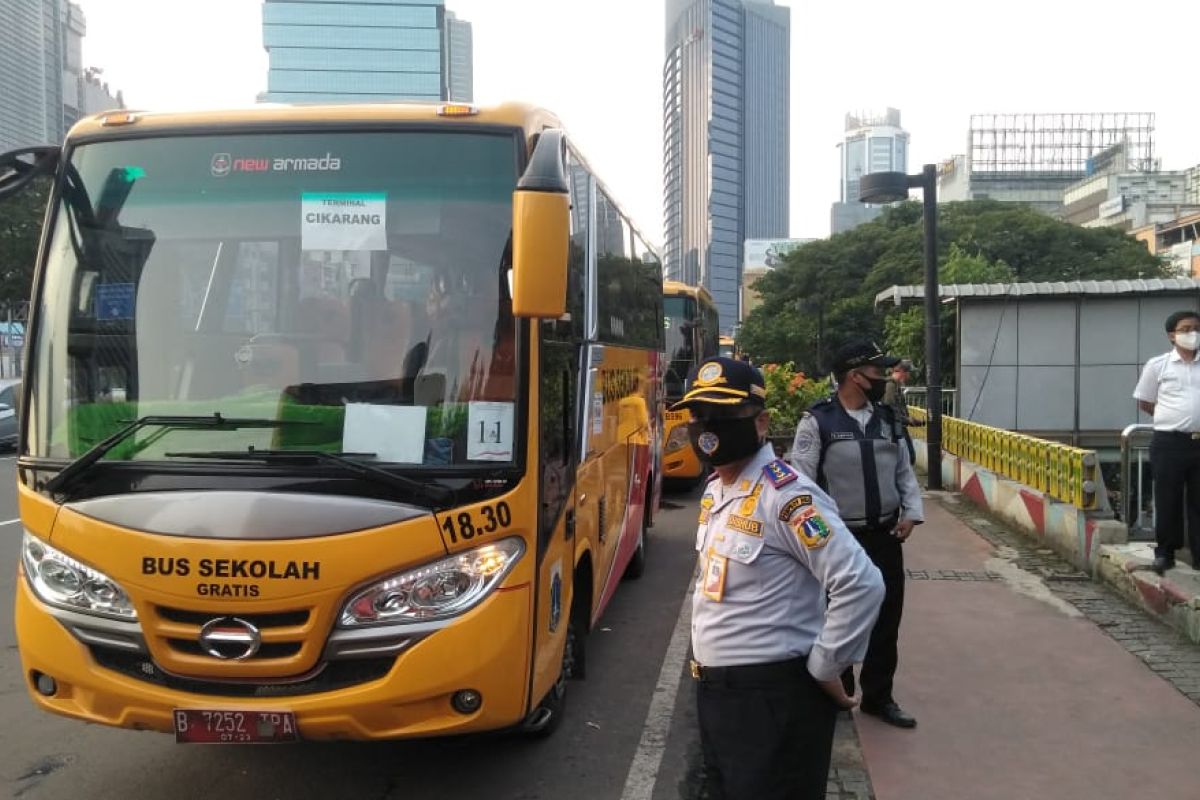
[1150,431,1200,564]
[840,518,904,707]
[694,656,838,800]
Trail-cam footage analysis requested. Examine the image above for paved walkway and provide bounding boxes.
[855,495,1200,800]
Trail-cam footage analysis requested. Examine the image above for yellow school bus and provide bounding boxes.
[718,335,737,360]
[1,101,663,741]
[662,281,718,486]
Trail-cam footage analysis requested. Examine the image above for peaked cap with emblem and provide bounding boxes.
[830,339,901,373]
[669,356,767,411]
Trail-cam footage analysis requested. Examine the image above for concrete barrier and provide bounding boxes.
[913,439,1125,574]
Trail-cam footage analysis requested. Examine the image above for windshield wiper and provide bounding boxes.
[163,448,452,504]
[44,414,316,496]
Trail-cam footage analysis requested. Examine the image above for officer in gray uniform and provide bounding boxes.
[673,356,884,800]
[789,340,924,729]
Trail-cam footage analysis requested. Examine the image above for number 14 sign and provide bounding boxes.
[467,402,515,462]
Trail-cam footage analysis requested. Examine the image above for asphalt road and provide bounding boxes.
[0,465,708,800]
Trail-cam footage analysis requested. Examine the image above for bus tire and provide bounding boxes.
[523,596,585,738]
[623,499,649,580]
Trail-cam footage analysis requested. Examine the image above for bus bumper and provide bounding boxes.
[16,580,533,740]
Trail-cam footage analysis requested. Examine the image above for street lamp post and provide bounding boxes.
[859,165,942,491]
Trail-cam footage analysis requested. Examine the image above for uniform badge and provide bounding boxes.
[697,432,720,455]
[792,512,832,549]
[763,459,797,488]
[701,494,715,510]
[698,509,710,525]
[778,494,813,521]
[696,362,725,386]
[703,552,728,601]
[737,484,763,516]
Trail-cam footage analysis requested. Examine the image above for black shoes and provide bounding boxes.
[861,701,917,729]
[1151,556,1175,576]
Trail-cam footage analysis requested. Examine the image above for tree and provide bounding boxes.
[738,200,1166,380]
[0,176,50,317]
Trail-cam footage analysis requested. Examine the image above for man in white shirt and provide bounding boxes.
[1133,309,1200,574]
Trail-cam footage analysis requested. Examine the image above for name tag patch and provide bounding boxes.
[727,515,763,537]
[830,432,855,441]
[778,494,813,521]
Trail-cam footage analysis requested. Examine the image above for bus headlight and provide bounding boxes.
[21,532,137,620]
[340,537,525,627]
[665,424,693,454]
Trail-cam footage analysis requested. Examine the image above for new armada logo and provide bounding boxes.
[210,153,231,178]
[198,616,262,660]
[210,152,343,177]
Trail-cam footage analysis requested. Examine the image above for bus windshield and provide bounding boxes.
[29,130,521,469]
[663,294,696,400]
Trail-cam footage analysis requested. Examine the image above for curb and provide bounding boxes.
[1096,543,1200,645]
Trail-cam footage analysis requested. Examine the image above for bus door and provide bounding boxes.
[529,332,582,708]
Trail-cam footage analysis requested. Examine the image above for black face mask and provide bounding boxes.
[689,415,762,466]
[859,375,887,403]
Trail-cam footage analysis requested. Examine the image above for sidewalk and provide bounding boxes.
[855,495,1200,800]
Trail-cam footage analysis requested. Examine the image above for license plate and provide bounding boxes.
[174,709,299,744]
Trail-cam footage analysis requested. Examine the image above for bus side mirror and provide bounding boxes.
[511,130,569,320]
[0,146,60,202]
[511,190,568,319]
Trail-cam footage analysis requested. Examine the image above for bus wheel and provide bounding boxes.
[523,602,583,738]
[624,496,650,580]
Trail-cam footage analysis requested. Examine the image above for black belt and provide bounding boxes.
[1153,430,1200,441]
[689,656,807,685]
[847,512,900,535]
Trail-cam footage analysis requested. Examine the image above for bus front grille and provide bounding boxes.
[89,646,395,697]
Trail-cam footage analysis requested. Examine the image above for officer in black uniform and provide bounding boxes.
[674,356,884,799]
[788,340,924,729]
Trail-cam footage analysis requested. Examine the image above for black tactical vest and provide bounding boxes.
[809,398,905,529]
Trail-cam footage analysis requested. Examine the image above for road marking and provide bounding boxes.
[0,518,20,527]
[619,584,693,800]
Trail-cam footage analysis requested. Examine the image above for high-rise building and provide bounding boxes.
[443,10,473,103]
[0,0,51,150]
[663,0,790,335]
[0,0,122,151]
[938,113,1157,216]
[262,0,473,104]
[830,109,909,234]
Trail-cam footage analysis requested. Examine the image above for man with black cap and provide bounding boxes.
[788,340,924,730]
[674,356,884,799]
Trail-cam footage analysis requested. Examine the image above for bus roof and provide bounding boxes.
[62,100,661,258]
[663,281,714,305]
[64,101,561,144]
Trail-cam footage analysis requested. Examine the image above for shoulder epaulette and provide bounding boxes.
[763,459,797,488]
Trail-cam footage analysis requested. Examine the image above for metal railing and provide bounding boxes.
[908,407,1104,511]
[903,386,957,416]
[1119,424,1155,538]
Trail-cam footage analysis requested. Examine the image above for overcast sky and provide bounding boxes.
[75,0,1200,247]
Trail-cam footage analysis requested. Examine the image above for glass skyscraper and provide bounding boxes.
[831,109,909,234]
[1,0,120,151]
[262,0,472,104]
[663,0,790,335]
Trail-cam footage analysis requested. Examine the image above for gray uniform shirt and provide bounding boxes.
[691,445,885,682]
[788,405,925,524]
